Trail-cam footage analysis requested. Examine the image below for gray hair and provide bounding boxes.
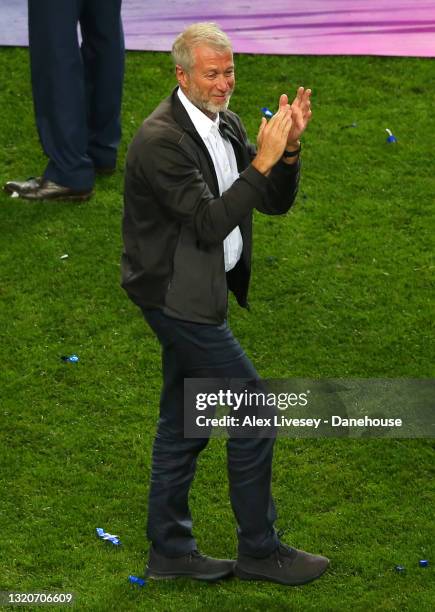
[172,22,232,73]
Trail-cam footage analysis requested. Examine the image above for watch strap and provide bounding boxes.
[283,143,301,158]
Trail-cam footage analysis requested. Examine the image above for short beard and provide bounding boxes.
[188,83,233,117]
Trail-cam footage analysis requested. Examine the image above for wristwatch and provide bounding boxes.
[283,142,302,158]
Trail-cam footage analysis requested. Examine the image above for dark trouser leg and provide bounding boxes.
[143,309,279,558]
[227,436,278,557]
[80,0,124,169]
[147,338,208,556]
[28,0,94,190]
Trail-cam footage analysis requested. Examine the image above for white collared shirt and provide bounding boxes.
[177,87,243,272]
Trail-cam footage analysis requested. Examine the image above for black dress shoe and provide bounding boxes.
[4,178,92,201]
[145,546,235,581]
[4,177,42,194]
[235,543,329,586]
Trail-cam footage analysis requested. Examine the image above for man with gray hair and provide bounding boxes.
[121,22,329,585]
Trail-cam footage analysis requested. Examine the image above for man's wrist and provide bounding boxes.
[252,156,272,177]
[282,140,301,164]
[284,140,301,153]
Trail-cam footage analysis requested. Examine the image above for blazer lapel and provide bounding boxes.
[218,114,250,172]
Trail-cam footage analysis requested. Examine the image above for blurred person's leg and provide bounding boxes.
[80,0,124,172]
[28,0,94,191]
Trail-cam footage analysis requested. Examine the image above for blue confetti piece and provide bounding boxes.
[128,575,146,587]
[419,560,429,567]
[385,128,397,143]
[96,527,121,546]
[61,354,79,363]
[261,107,274,118]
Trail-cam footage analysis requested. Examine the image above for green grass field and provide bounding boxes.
[0,47,434,611]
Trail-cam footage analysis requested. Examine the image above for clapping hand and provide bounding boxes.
[253,104,293,175]
[252,87,312,175]
[279,87,312,145]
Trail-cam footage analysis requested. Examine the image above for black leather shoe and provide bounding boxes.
[4,178,92,201]
[235,543,329,586]
[145,546,235,581]
[4,177,42,195]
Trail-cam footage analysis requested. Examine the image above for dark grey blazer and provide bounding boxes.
[121,87,300,324]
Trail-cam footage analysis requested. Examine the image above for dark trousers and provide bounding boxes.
[28,0,125,190]
[143,308,279,558]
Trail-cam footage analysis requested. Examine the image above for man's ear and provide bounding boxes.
[175,65,189,89]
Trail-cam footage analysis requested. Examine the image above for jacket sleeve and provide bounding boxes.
[139,135,271,245]
[139,128,299,245]
[233,116,300,216]
[261,158,300,215]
